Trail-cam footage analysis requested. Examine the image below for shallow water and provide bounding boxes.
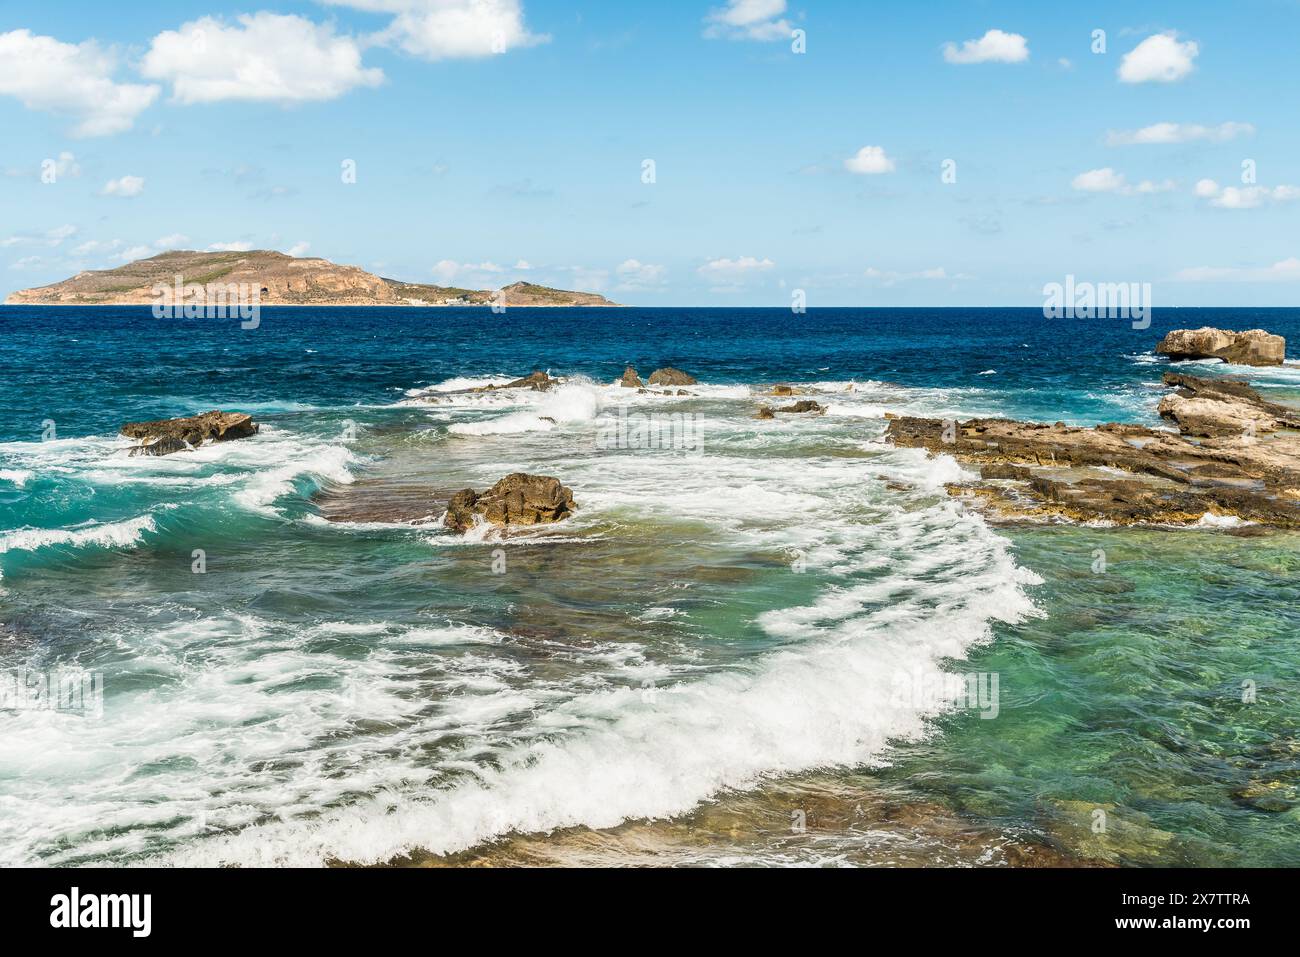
[1,307,1297,866]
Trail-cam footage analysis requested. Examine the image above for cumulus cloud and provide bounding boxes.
[287,241,312,257]
[1070,168,1175,196]
[1175,258,1300,282]
[2,225,78,249]
[0,30,159,136]
[1106,121,1254,146]
[865,266,971,286]
[844,146,896,175]
[207,241,254,252]
[703,0,792,41]
[942,29,1029,64]
[1071,168,1127,192]
[1198,183,1300,209]
[142,13,384,104]
[324,0,548,59]
[615,259,667,289]
[698,256,775,280]
[101,175,145,197]
[431,259,505,284]
[1118,33,1198,84]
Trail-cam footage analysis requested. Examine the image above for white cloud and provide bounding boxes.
[1072,168,1178,196]
[207,241,254,252]
[844,146,896,175]
[942,29,1029,64]
[115,245,156,263]
[1194,178,1220,198]
[615,259,667,289]
[1071,168,1127,192]
[1134,178,1177,193]
[513,259,532,270]
[1106,121,1254,146]
[2,225,78,249]
[155,233,189,249]
[865,266,970,286]
[325,1,548,60]
[72,239,123,257]
[698,256,775,280]
[704,0,791,41]
[102,175,145,198]
[287,241,312,257]
[1175,258,1300,282]
[431,259,505,284]
[1118,33,1198,84]
[1213,185,1299,209]
[0,30,159,136]
[142,13,384,104]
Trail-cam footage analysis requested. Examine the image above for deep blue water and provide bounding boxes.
[4,306,1298,442]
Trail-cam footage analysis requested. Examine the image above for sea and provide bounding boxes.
[1,305,1298,867]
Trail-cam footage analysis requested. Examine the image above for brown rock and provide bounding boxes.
[121,411,258,456]
[770,384,795,396]
[443,473,577,533]
[1156,327,1285,366]
[755,406,775,420]
[619,366,644,388]
[775,400,826,415]
[647,367,697,386]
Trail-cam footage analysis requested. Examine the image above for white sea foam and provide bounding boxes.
[0,512,160,556]
[0,469,33,487]
[448,382,604,436]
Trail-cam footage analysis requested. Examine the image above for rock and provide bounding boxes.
[471,371,555,393]
[1158,371,1300,437]
[121,411,258,456]
[1156,327,1285,366]
[770,384,795,396]
[443,473,576,533]
[619,366,643,388]
[885,374,1300,528]
[775,400,826,415]
[647,367,697,386]
[755,406,775,420]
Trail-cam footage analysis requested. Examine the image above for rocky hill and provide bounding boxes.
[4,250,619,307]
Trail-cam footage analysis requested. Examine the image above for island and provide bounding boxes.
[3,250,619,307]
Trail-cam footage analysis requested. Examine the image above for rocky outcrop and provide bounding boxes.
[121,411,258,456]
[619,366,644,388]
[1158,372,1300,437]
[775,400,826,415]
[473,371,555,393]
[755,406,775,420]
[647,367,697,386]
[444,473,577,533]
[1156,327,1285,366]
[885,374,1300,527]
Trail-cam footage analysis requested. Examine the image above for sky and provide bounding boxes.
[2,0,1299,306]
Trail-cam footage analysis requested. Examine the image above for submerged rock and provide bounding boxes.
[444,473,577,533]
[121,411,258,456]
[647,367,697,386]
[755,406,775,420]
[1156,327,1285,366]
[619,366,644,388]
[769,384,795,396]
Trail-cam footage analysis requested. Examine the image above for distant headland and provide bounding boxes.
[3,250,620,308]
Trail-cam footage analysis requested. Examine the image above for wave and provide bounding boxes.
[0,469,33,488]
[448,382,604,436]
[0,512,160,557]
[157,485,1039,867]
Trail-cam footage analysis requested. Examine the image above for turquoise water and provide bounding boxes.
[1,307,1298,866]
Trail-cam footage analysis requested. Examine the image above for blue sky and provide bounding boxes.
[2,0,1298,305]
